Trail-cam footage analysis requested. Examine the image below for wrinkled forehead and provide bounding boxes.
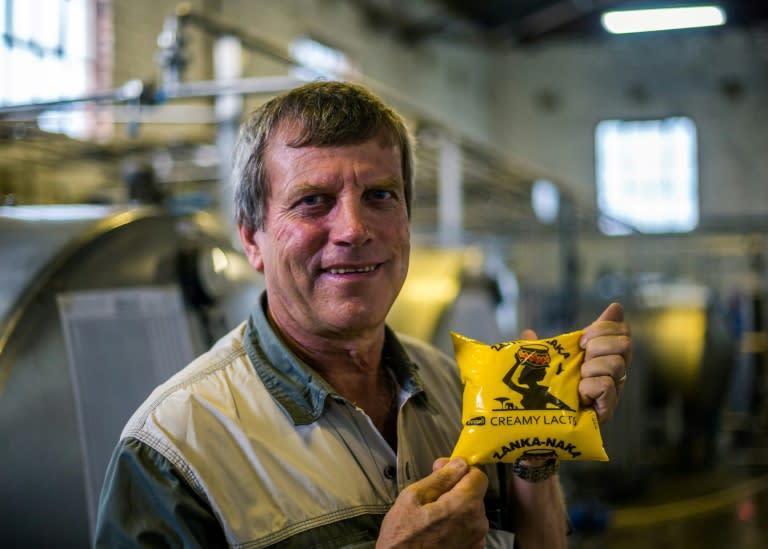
[262,121,402,188]
[269,117,399,151]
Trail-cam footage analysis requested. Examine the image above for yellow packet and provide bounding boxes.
[450,330,608,465]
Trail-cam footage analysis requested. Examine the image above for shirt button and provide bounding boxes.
[383,465,397,480]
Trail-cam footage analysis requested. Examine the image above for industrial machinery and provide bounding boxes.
[563,277,739,503]
[0,204,263,547]
[387,246,514,352]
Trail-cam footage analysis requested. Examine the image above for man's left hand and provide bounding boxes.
[576,302,632,422]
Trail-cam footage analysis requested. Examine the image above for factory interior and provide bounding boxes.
[1,0,767,547]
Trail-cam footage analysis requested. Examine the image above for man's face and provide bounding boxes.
[241,127,410,341]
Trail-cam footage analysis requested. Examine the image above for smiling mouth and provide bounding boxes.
[326,264,378,275]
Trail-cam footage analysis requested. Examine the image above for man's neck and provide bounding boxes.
[265,307,398,449]
[265,306,384,398]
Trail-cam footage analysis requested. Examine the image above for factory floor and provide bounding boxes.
[568,448,768,548]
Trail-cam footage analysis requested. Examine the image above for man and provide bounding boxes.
[95,81,631,548]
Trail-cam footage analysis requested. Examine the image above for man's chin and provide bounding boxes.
[323,309,387,335]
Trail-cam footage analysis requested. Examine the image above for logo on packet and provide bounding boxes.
[498,343,574,412]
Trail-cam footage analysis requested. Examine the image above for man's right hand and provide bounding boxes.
[376,457,489,548]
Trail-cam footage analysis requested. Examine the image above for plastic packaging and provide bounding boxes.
[450,330,608,464]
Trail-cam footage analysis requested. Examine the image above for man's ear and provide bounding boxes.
[238,225,265,272]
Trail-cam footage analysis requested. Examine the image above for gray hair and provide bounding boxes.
[232,80,415,230]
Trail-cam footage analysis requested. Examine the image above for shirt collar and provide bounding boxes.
[243,292,427,425]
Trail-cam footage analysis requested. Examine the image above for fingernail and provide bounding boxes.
[580,335,588,348]
[448,457,466,470]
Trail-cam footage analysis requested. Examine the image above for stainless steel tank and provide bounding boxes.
[0,205,263,547]
[387,246,510,351]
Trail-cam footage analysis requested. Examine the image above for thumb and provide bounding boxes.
[520,328,538,340]
[597,302,624,323]
[415,458,469,504]
[432,457,451,472]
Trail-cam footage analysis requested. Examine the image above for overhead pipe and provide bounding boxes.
[0,2,604,250]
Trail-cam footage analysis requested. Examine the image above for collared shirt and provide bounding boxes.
[94,294,515,548]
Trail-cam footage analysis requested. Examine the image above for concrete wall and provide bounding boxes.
[489,29,768,299]
[491,28,768,222]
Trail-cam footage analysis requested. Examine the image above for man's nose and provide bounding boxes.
[331,200,371,246]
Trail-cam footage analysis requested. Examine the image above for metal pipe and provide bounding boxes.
[159,75,306,101]
[214,34,244,241]
[438,133,463,247]
[0,80,145,116]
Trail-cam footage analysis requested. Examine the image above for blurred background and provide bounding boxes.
[1,1,767,547]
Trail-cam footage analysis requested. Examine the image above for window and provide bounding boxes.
[595,116,699,235]
[0,0,95,138]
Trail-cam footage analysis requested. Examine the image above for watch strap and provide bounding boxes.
[512,455,560,482]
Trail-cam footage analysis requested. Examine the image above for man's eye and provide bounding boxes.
[369,189,395,200]
[300,195,322,206]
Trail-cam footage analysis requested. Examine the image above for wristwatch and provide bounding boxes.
[512,453,560,483]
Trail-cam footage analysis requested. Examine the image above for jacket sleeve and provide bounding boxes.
[94,437,228,548]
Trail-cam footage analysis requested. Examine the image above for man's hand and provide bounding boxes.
[577,302,632,422]
[521,302,631,423]
[376,457,489,548]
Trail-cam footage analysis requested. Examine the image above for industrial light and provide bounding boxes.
[601,5,726,34]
